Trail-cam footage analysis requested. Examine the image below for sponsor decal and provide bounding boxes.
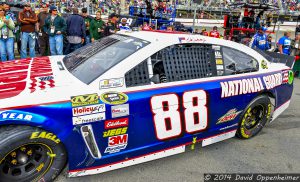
[72,113,105,125]
[105,134,128,154]
[282,70,288,84]
[100,92,128,105]
[71,93,99,107]
[216,65,224,70]
[215,51,222,59]
[72,104,105,117]
[105,118,129,129]
[217,70,224,76]
[0,111,32,121]
[216,59,223,65]
[104,144,127,154]
[36,163,45,172]
[178,37,206,43]
[220,73,282,98]
[212,45,220,50]
[263,73,282,90]
[103,127,128,137]
[30,131,60,143]
[100,78,124,89]
[111,104,129,118]
[288,70,294,84]
[217,109,242,124]
[0,57,55,99]
[261,60,268,69]
[219,123,238,131]
[38,76,54,81]
[221,77,264,98]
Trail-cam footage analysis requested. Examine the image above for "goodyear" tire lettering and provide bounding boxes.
[30,132,61,144]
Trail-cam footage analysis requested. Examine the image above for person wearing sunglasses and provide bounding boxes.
[18,2,38,58]
[44,6,66,55]
[0,6,15,61]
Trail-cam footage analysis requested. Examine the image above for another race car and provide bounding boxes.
[0,31,294,181]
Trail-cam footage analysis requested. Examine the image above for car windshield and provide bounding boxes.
[63,34,150,84]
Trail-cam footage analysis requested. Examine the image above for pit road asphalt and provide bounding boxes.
[56,78,300,182]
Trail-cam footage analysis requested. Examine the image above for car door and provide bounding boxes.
[102,43,228,160]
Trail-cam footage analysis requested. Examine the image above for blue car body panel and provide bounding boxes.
[0,69,293,174]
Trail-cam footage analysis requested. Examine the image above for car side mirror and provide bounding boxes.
[150,74,160,84]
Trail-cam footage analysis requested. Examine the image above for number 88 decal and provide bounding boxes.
[151,90,208,140]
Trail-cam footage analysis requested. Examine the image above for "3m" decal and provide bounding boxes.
[150,90,208,140]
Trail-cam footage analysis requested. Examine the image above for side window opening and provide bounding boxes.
[220,46,259,75]
[125,44,217,87]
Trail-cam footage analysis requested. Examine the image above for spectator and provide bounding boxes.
[250,27,269,51]
[119,17,131,31]
[278,31,292,55]
[267,35,273,50]
[44,6,66,56]
[200,28,208,36]
[81,7,93,45]
[142,22,152,30]
[291,32,300,56]
[295,25,300,37]
[209,26,220,38]
[3,3,17,25]
[18,2,38,59]
[0,6,15,61]
[90,11,105,42]
[103,13,119,36]
[66,8,85,54]
[37,3,50,56]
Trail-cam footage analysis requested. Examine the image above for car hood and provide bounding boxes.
[0,56,88,109]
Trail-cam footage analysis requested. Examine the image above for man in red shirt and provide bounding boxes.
[209,26,220,38]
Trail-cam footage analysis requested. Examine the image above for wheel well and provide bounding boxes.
[259,91,276,120]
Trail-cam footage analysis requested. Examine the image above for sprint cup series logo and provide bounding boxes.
[217,109,242,124]
[100,92,128,105]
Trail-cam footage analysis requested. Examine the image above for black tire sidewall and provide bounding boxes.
[237,95,271,139]
[0,127,67,182]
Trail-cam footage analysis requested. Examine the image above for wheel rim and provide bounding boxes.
[241,104,266,138]
[0,143,53,181]
[243,105,265,129]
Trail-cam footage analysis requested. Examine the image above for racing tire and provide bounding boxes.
[236,95,272,139]
[0,126,67,182]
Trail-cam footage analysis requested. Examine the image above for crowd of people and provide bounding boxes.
[0,2,122,61]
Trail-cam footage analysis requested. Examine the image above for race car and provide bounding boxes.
[0,30,294,181]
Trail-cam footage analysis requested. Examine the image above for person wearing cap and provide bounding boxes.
[18,3,38,59]
[250,27,269,51]
[90,11,105,42]
[278,31,292,55]
[37,3,50,56]
[65,8,85,53]
[81,7,92,45]
[200,28,208,36]
[44,6,66,55]
[103,13,119,37]
[0,5,15,61]
[209,26,220,38]
[118,17,131,31]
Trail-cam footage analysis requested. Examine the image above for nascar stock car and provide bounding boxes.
[0,30,295,181]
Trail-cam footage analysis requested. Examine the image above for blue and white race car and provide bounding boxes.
[0,31,294,181]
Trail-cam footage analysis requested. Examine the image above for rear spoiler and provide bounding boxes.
[255,49,295,68]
